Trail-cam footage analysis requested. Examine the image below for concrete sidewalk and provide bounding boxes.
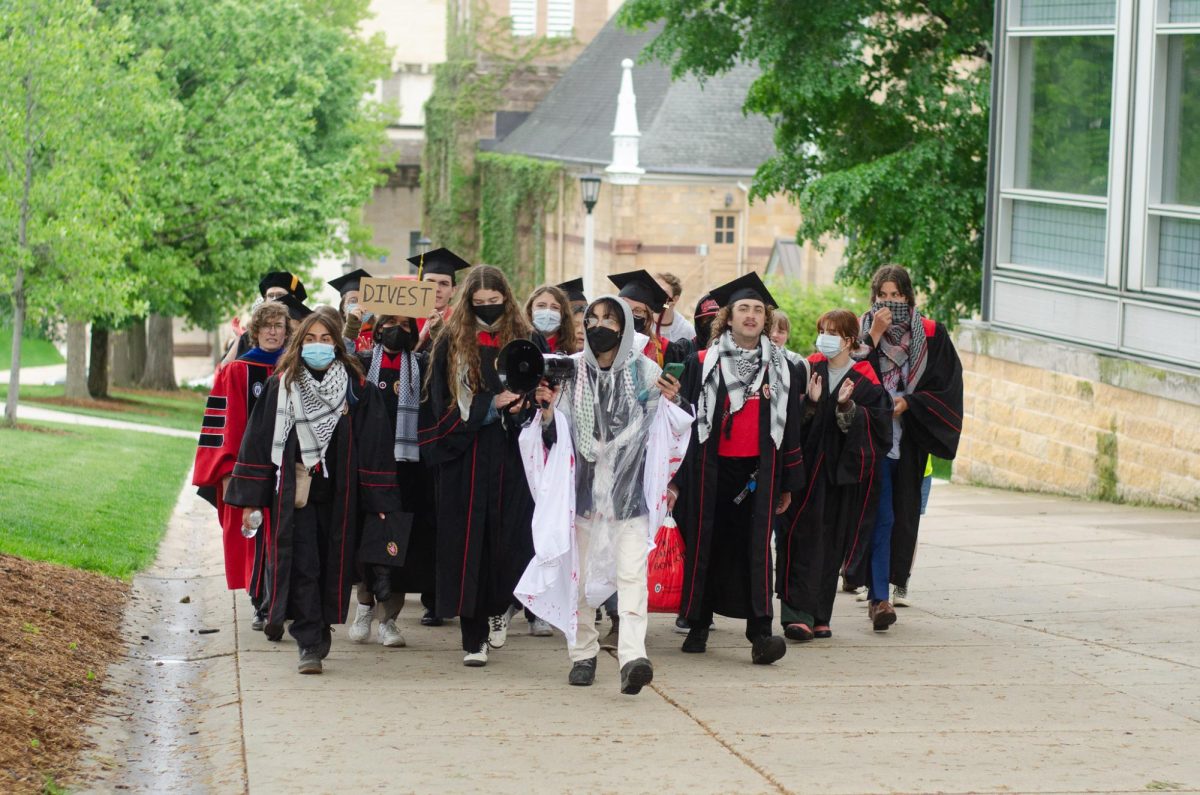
[87,483,1200,794]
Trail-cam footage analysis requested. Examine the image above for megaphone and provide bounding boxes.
[497,338,576,394]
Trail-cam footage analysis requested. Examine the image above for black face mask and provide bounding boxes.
[632,316,648,334]
[474,304,505,326]
[379,325,415,352]
[586,326,620,354]
[695,317,714,348]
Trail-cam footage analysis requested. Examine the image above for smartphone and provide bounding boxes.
[663,362,685,380]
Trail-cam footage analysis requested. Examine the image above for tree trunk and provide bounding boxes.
[111,330,131,387]
[3,268,26,428]
[141,313,176,390]
[127,317,147,385]
[88,326,110,399]
[65,320,89,400]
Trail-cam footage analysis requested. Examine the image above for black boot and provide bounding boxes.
[751,634,787,665]
[681,624,709,653]
[620,658,654,695]
[568,657,597,686]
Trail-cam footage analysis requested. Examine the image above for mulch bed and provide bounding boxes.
[0,555,129,792]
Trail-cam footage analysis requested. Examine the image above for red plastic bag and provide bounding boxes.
[647,515,684,613]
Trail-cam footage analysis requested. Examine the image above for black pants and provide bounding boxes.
[288,503,332,649]
[461,615,488,652]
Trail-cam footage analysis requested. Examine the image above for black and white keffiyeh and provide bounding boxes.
[860,301,928,395]
[271,362,349,472]
[697,330,790,450]
[366,344,420,462]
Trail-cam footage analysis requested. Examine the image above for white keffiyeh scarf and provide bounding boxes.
[366,345,420,463]
[697,330,790,450]
[271,362,349,472]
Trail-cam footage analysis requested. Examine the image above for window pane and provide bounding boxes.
[726,231,735,244]
[1010,199,1107,277]
[1158,217,1200,291]
[715,216,724,229]
[1018,0,1116,25]
[1170,0,1200,23]
[715,232,722,244]
[1161,36,1200,206]
[547,0,574,37]
[509,0,535,36]
[1014,36,1113,196]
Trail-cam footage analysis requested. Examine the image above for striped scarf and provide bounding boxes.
[697,331,790,450]
[861,302,928,394]
[366,344,420,463]
[271,362,348,472]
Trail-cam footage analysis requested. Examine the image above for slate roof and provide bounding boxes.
[492,18,777,176]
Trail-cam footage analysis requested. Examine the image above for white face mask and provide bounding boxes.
[531,308,560,334]
[815,333,846,358]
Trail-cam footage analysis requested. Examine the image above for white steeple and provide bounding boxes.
[606,58,644,185]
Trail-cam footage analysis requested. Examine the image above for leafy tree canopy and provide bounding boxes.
[618,0,993,321]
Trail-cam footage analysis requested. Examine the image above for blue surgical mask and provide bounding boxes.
[532,308,561,334]
[301,342,336,369]
[815,333,845,358]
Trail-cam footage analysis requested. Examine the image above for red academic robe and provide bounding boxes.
[193,350,276,591]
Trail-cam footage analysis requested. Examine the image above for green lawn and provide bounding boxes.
[0,327,64,371]
[0,422,197,578]
[0,384,207,431]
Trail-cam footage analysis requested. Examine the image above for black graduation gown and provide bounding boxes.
[860,318,963,587]
[673,348,806,621]
[417,333,539,621]
[225,373,402,630]
[777,357,893,625]
[356,349,436,595]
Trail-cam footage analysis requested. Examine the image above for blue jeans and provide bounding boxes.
[868,458,900,603]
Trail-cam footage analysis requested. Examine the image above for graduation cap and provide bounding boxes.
[557,277,587,304]
[259,271,307,302]
[327,267,372,296]
[278,294,313,321]
[407,247,471,283]
[608,269,670,314]
[709,272,777,309]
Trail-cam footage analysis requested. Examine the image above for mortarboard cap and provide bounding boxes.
[557,277,587,304]
[709,272,777,309]
[278,294,313,321]
[259,271,307,302]
[327,267,371,296]
[407,247,471,283]
[608,269,670,314]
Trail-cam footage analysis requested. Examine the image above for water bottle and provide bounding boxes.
[242,509,263,539]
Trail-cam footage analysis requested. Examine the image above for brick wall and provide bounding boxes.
[955,323,1200,511]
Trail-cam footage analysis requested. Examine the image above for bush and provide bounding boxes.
[765,277,871,356]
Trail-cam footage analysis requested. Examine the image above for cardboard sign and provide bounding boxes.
[358,277,437,319]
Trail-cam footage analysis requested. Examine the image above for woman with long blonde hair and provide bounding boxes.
[419,265,544,666]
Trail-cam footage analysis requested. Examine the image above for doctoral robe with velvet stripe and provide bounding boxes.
[776,357,893,625]
[192,349,275,592]
[224,373,402,630]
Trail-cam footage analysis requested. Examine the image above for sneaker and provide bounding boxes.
[297,647,323,675]
[568,657,597,686]
[420,608,443,627]
[529,617,553,637]
[600,616,619,651]
[870,600,898,631]
[840,576,861,594]
[250,607,266,632]
[673,617,691,635]
[463,643,488,667]
[619,657,653,695]
[681,624,709,654]
[348,603,373,643]
[487,613,510,649]
[317,626,333,660]
[751,635,787,665]
[856,589,870,603]
[378,618,406,648]
[893,585,910,607]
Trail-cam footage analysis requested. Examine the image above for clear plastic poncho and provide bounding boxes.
[557,296,663,604]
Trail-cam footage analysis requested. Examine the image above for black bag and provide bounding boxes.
[357,512,414,568]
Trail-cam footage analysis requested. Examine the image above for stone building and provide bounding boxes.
[492,17,844,310]
[960,0,1200,509]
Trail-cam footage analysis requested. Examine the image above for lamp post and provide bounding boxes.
[580,174,601,297]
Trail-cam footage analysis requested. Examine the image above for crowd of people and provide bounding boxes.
[192,252,963,695]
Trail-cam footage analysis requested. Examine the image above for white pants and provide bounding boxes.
[570,514,648,668]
